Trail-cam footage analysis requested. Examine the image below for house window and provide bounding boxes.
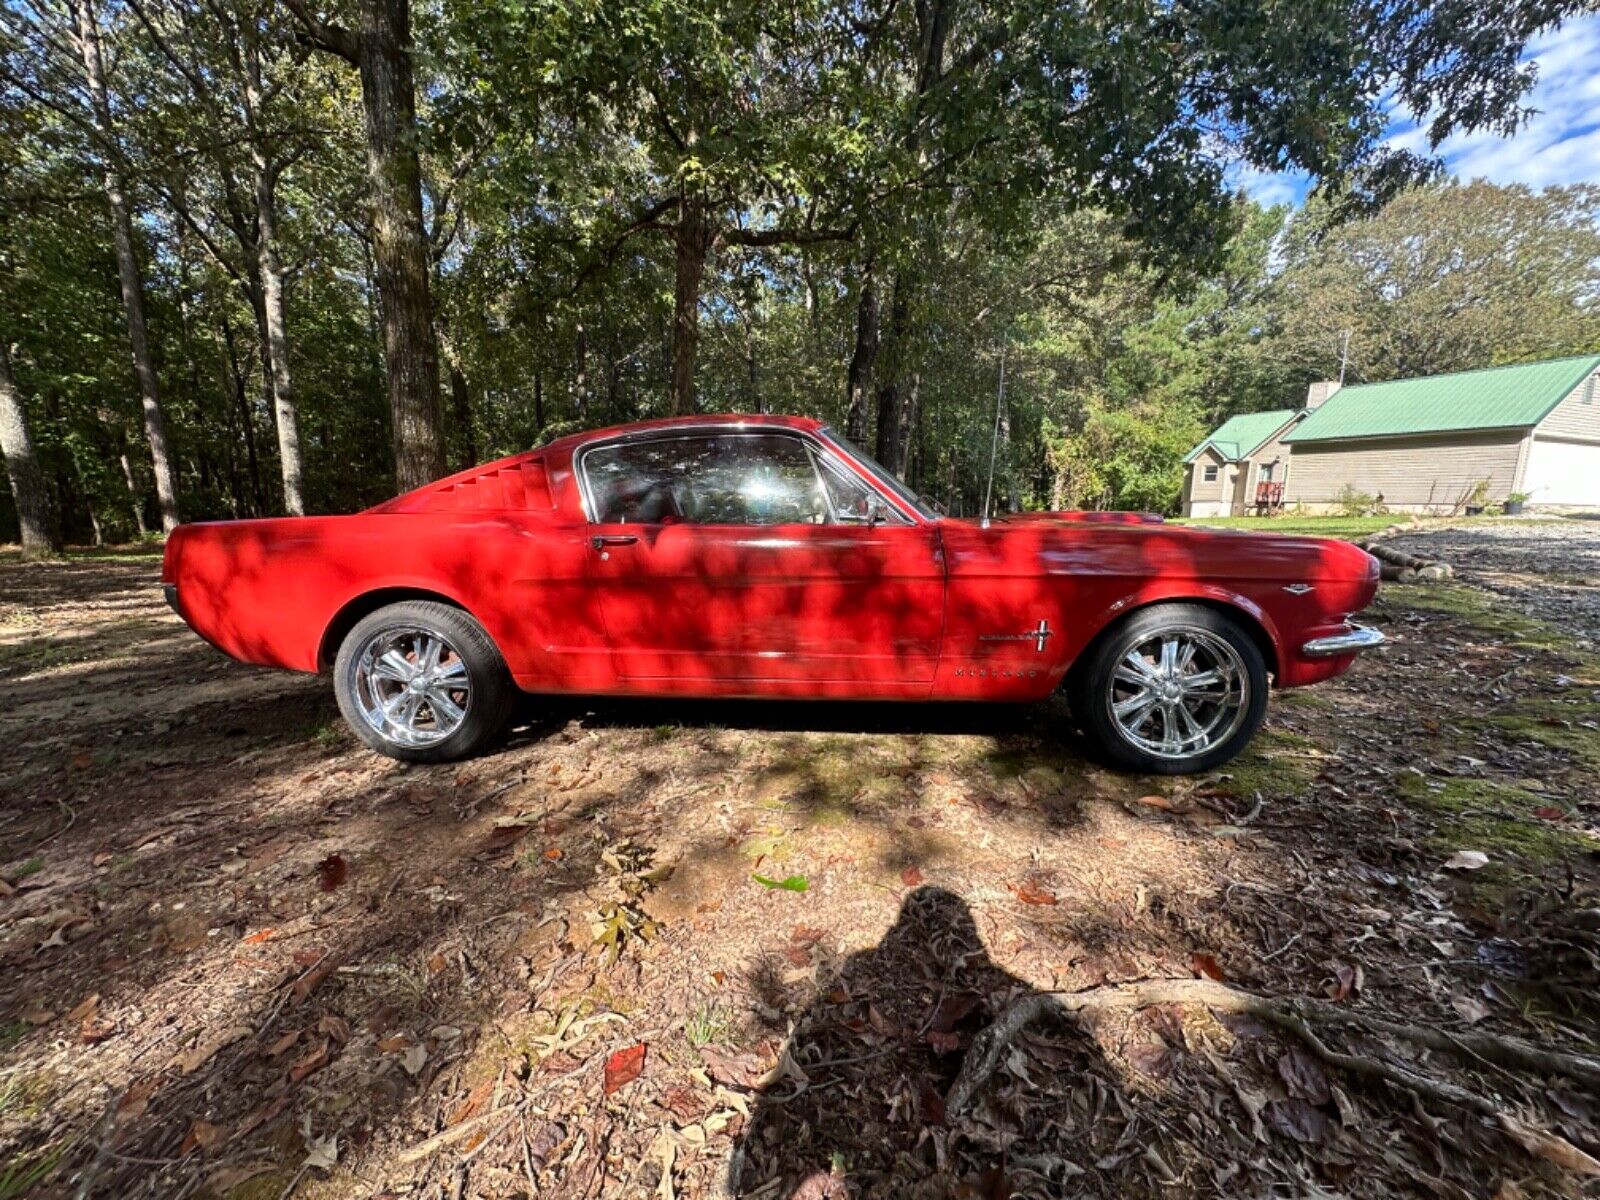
[1259,462,1275,481]
[1584,374,1597,405]
[1203,465,1218,482]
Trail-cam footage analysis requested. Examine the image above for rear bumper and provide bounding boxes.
[163,583,181,615]
[1300,623,1385,658]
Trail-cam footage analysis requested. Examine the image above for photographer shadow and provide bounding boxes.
[730,886,1099,1199]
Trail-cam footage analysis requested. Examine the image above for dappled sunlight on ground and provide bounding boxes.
[1,534,1597,1197]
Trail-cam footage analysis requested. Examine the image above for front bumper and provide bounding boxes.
[163,583,181,615]
[1300,623,1385,658]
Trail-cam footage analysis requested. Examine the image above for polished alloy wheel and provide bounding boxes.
[1105,625,1250,761]
[350,625,472,747]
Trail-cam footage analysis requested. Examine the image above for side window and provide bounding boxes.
[584,433,832,525]
[815,453,907,524]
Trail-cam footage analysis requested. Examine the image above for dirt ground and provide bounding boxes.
[1,523,1598,1200]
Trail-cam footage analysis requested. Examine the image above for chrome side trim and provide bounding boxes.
[1300,624,1386,658]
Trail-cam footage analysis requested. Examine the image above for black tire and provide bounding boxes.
[1070,602,1268,775]
[333,600,515,764]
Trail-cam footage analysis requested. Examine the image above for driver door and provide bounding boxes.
[582,430,945,689]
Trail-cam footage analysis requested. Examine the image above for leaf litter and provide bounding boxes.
[1,535,1599,1196]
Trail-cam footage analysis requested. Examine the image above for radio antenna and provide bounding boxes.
[981,344,1006,528]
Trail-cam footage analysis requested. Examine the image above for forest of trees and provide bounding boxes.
[2,0,1599,556]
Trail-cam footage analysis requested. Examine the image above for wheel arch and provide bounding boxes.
[1065,594,1280,694]
[317,588,472,670]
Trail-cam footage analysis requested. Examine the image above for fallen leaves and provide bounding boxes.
[1277,1047,1332,1106]
[1191,953,1227,982]
[175,1025,251,1074]
[180,1118,224,1155]
[1010,882,1057,906]
[1326,961,1363,1002]
[604,1042,647,1095]
[1442,849,1490,871]
[317,853,348,891]
[699,1044,773,1091]
[751,873,809,893]
[291,952,338,1004]
[899,866,924,887]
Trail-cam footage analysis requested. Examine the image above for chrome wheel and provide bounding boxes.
[350,625,472,748]
[1105,625,1250,761]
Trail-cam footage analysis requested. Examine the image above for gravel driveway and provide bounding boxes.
[1386,516,1600,640]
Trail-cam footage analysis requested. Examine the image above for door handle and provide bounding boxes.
[591,534,639,549]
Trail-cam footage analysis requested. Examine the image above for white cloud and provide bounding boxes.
[1406,13,1600,190]
[1239,12,1600,206]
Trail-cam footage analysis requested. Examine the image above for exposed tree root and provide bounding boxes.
[946,979,1600,1175]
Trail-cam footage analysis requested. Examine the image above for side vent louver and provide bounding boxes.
[424,457,554,512]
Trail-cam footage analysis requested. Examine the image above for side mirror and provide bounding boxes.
[866,495,887,527]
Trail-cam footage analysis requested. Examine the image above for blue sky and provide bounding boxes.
[1236,13,1600,207]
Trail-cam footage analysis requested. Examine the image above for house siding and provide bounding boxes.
[1534,369,1600,443]
[1283,429,1526,512]
[1183,449,1235,517]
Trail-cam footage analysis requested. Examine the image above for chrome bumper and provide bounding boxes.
[1300,624,1385,658]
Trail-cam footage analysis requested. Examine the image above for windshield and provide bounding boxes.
[818,426,940,520]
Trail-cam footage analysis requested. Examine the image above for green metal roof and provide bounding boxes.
[1284,354,1600,443]
[1184,410,1298,463]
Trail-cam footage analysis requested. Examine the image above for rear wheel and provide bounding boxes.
[1071,603,1267,775]
[333,601,514,763]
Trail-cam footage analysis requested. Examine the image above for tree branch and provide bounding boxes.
[947,978,1600,1175]
[279,0,359,65]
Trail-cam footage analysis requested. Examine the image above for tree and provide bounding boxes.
[1274,182,1600,383]
[471,0,861,415]
[284,0,447,492]
[68,0,181,531]
[0,330,62,557]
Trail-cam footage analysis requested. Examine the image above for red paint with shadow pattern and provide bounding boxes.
[161,414,1380,702]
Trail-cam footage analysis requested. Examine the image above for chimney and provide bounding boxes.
[1305,380,1342,411]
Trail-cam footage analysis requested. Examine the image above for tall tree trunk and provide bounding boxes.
[573,322,588,418]
[219,311,264,516]
[844,261,879,444]
[119,447,148,537]
[353,0,446,492]
[533,371,544,434]
[998,389,1020,512]
[253,173,304,513]
[243,31,306,515]
[0,337,62,558]
[71,0,180,533]
[874,277,914,476]
[669,196,713,416]
[447,356,477,468]
[865,0,951,469]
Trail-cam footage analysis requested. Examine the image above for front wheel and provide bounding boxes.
[333,600,515,763]
[1071,603,1268,775]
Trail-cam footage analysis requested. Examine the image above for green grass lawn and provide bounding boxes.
[1168,514,1403,537]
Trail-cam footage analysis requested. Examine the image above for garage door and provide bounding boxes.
[1525,438,1600,506]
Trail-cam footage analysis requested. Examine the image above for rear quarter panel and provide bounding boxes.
[162,509,608,689]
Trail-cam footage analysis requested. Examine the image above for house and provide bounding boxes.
[1180,404,1309,518]
[1282,354,1600,512]
[1182,353,1600,516]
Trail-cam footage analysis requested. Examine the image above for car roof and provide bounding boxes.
[539,413,825,456]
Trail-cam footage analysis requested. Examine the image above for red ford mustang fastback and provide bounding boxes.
[162,414,1383,773]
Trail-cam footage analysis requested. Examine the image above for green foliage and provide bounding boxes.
[3,0,1597,543]
[1336,485,1381,518]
